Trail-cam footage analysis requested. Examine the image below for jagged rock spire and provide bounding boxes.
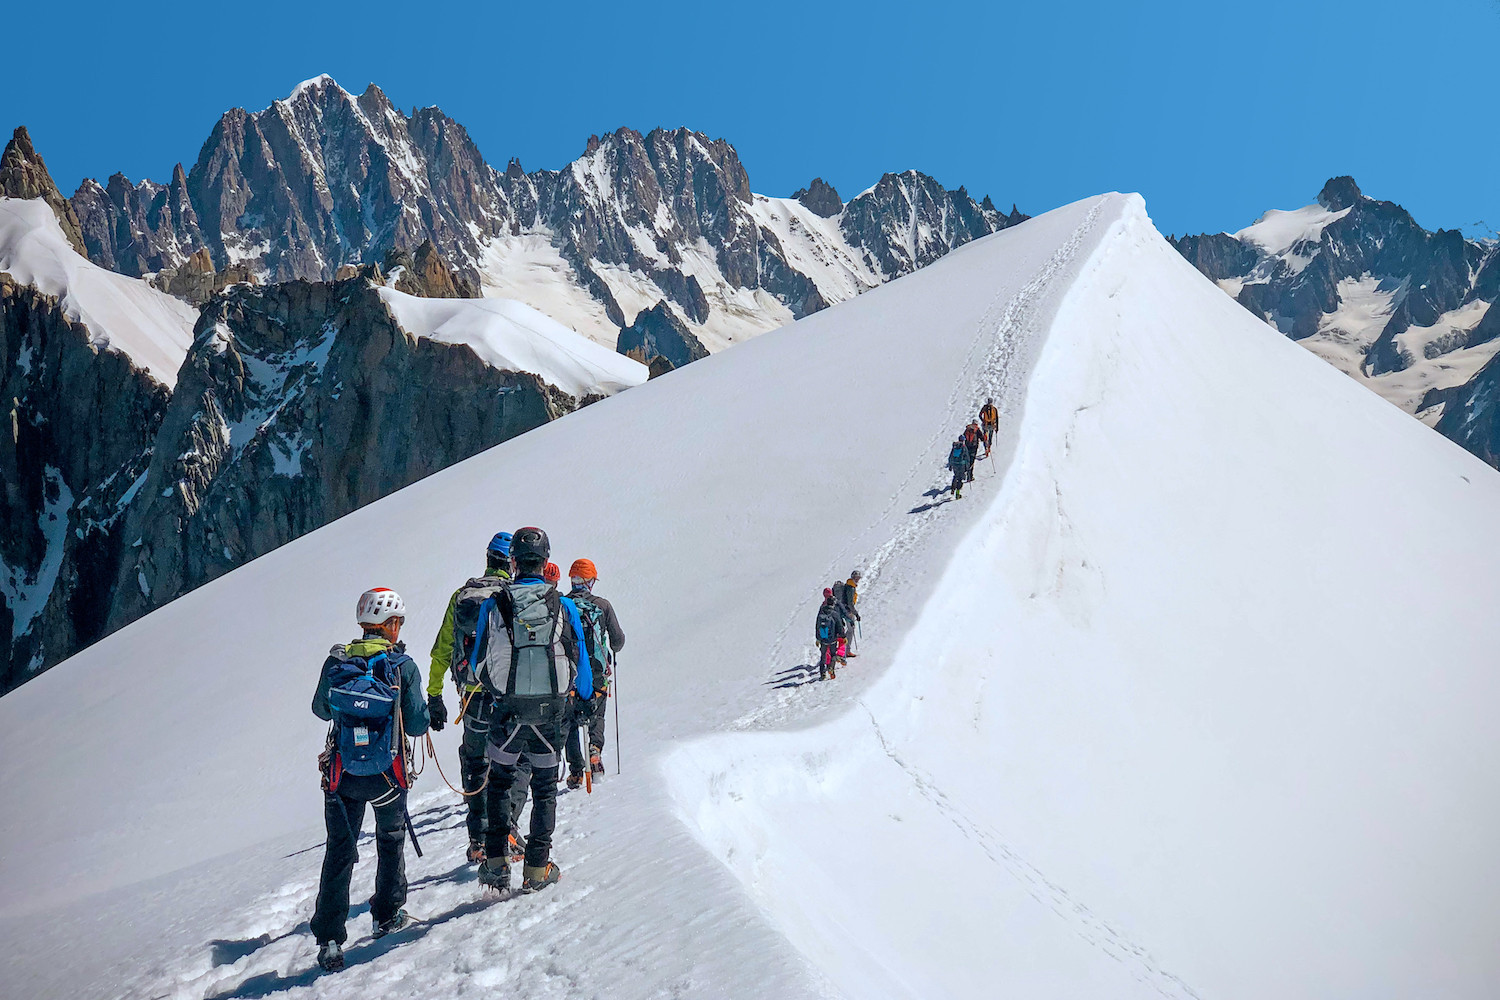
[0,126,88,255]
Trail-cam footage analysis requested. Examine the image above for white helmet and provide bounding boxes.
[356,587,406,626]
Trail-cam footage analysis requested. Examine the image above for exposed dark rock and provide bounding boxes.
[839,171,1026,277]
[1,127,88,256]
[107,274,568,632]
[1436,344,1500,467]
[71,164,206,276]
[0,273,170,691]
[616,300,709,370]
[793,177,843,218]
[383,240,479,298]
[1318,176,1363,212]
[1170,232,1260,282]
[147,247,258,306]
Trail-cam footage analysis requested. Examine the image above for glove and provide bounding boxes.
[427,694,448,731]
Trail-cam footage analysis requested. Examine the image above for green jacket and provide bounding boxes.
[427,568,510,696]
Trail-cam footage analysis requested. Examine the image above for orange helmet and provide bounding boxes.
[569,558,598,582]
[543,562,560,584]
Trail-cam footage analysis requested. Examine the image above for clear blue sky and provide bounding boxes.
[6,0,1498,239]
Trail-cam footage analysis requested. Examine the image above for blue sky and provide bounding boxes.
[6,0,1497,239]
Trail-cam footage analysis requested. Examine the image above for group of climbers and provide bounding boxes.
[814,570,861,681]
[946,397,1000,499]
[309,526,625,972]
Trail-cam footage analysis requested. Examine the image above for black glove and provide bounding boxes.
[428,694,448,731]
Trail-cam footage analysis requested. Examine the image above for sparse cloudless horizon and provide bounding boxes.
[5,0,1497,240]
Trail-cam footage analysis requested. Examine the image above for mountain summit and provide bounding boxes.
[64,76,1027,350]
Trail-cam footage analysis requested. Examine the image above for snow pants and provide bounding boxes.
[565,690,608,773]
[484,719,564,869]
[311,771,407,945]
[458,691,493,845]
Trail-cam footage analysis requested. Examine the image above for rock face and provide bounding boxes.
[839,171,1019,277]
[66,78,1028,352]
[0,273,170,691]
[793,177,843,218]
[71,164,206,276]
[147,247,259,306]
[1,127,87,256]
[616,299,710,369]
[1170,178,1500,466]
[383,241,479,298]
[106,275,563,632]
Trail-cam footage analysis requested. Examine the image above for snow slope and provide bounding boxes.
[671,197,1500,998]
[0,194,1110,1000]
[0,197,198,386]
[375,286,647,398]
[4,192,1499,1000]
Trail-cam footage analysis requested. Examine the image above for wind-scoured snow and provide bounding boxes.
[671,196,1500,998]
[0,197,198,386]
[1233,202,1351,255]
[375,286,647,398]
[4,193,1499,1000]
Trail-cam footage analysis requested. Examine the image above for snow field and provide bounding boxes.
[0,197,1115,999]
[375,286,646,398]
[0,197,198,386]
[670,196,1500,999]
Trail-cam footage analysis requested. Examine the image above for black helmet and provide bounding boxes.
[511,526,550,570]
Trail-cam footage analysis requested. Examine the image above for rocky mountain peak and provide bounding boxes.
[1,126,88,256]
[383,240,479,298]
[1317,176,1363,212]
[793,177,843,218]
[616,300,709,369]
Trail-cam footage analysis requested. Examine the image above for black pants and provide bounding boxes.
[458,691,493,845]
[311,771,407,945]
[565,690,608,773]
[484,719,563,869]
[950,468,965,494]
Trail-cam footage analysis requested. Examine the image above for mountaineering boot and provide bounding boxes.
[508,833,526,862]
[466,839,486,865]
[373,909,414,939]
[316,940,345,973]
[478,858,511,894]
[566,770,585,790]
[589,748,604,776]
[521,861,561,894]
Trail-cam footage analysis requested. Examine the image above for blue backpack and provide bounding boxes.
[327,649,401,776]
[816,603,839,643]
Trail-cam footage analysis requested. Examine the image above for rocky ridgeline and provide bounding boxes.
[1171,177,1500,467]
[105,274,563,636]
[0,128,593,691]
[60,76,1028,365]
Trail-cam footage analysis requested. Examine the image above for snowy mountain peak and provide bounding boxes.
[287,72,342,100]
[1173,178,1500,466]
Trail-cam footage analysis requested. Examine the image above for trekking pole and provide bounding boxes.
[612,656,621,776]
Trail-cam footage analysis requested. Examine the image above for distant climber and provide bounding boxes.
[837,570,861,658]
[426,532,512,866]
[565,558,625,785]
[815,588,845,680]
[471,527,592,896]
[311,588,430,973]
[979,398,999,457]
[962,421,982,481]
[947,437,972,498]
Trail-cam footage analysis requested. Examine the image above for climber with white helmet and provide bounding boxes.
[309,587,430,973]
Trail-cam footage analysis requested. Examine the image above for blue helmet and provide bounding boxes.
[487,531,513,560]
